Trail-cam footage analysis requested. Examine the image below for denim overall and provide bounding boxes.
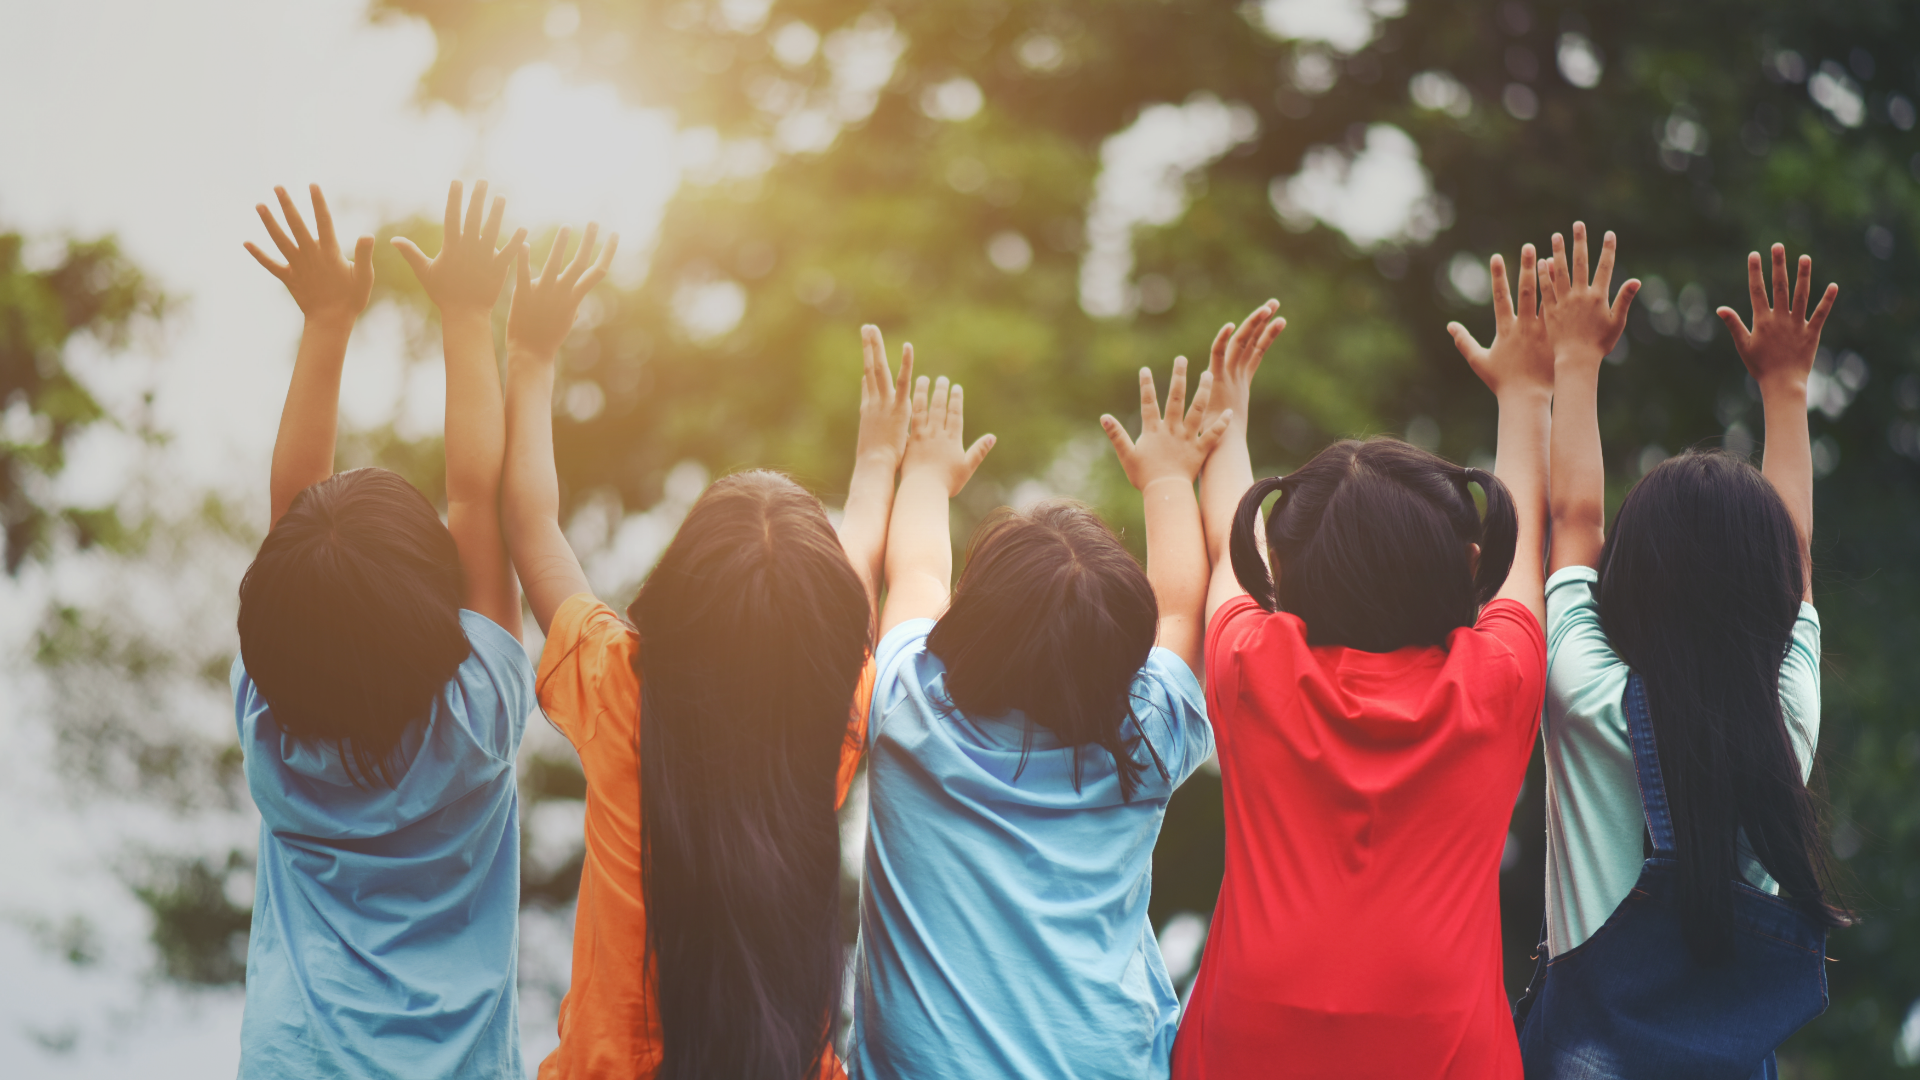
[1512,675,1829,1080]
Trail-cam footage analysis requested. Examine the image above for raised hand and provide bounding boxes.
[246,184,374,323]
[1448,243,1554,395]
[901,375,994,496]
[1201,299,1285,424]
[1539,222,1640,365]
[857,324,915,470]
[392,180,526,315]
[1103,357,1231,491]
[508,224,618,358]
[1716,243,1838,391]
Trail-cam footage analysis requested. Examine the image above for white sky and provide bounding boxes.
[0,1,1410,1074]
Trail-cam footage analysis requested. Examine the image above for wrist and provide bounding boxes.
[440,305,495,327]
[1756,373,1809,400]
[1495,381,1554,406]
[507,342,559,368]
[855,445,903,471]
[1552,343,1605,369]
[1142,474,1196,495]
[303,310,358,336]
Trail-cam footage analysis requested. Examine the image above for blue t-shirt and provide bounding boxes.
[849,619,1213,1080]
[233,610,534,1079]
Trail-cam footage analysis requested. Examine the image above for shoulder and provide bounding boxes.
[456,610,537,756]
[874,618,937,688]
[1135,647,1214,783]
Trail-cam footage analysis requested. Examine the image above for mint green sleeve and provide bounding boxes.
[1544,567,1630,736]
[1779,603,1822,781]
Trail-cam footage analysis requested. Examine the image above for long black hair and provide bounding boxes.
[236,467,470,786]
[1597,449,1849,963]
[1229,438,1517,651]
[626,469,871,1080]
[927,501,1166,801]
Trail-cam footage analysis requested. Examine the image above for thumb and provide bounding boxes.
[391,237,431,280]
[1610,278,1641,328]
[1100,414,1135,460]
[1446,322,1487,363]
[1715,306,1752,353]
[964,433,996,473]
[353,236,376,288]
[1197,409,1233,454]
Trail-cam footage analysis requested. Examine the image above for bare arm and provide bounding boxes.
[1716,244,1837,601]
[394,181,529,638]
[500,224,618,634]
[841,325,913,632]
[877,375,994,638]
[244,185,374,528]
[1196,302,1284,622]
[1101,358,1231,675]
[1542,225,1641,574]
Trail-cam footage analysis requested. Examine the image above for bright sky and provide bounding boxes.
[0,1,1412,1074]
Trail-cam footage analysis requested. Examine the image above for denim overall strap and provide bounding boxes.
[1623,673,1677,856]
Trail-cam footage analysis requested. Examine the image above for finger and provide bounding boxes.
[1550,232,1571,291]
[1745,251,1767,316]
[911,375,931,432]
[1138,367,1162,427]
[1197,409,1233,454]
[352,236,375,290]
[1251,314,1286,361]
[963,433,996,473]
[1593,230,1617,294]
[1188,368,1214,427]
[574,232,617,295]
[464,180,488,243]
[897,342,914,399]
[861,324,884,400]
[1571,221,1590,288]
[275,186,313,247]
[1490,253,1514,326]
[244,242,290,280]
[1166,355,1189,424]
[1100,414,1137,460]
[1715,307,1753,353]
[309,184,338,254]
[949,383,968,437]
[1517,243,1537,318]
[256,203,298,259]
[1232,301,1276,367]
[443,181,463,245]
[1446,321,1489,363]
[1770,243,1788,313]
[481,194,506,250]
[540,227,571,283]
[1806,283,1839,334]
[1538,257,1560,308]
[931,376,953,433]
[1610,278,1641,330]
[1208,322,1234,374]
[494,227,529,275]
[562,223,600,286]
[391,237,433,279]
[1791,254,1812,318]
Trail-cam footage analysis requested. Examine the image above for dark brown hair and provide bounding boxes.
[927,500,1166,801]
[236,467,470,787]
[1598,450,1849,963]
[1230,437,1517,652]
[627,469,871,1080]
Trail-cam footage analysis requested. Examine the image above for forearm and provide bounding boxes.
[840,450,899,627]
[1200,418,1256,620]
[1492,386,1552,621]
[878,472,954,636]
[503,347,589,631]
[1758,376,1814,596]
[442,311,506,505]
[1548,358,1606,573]
[268,315,354,527]
[1143,477,1209,673]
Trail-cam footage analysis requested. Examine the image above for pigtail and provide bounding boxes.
[1230,476,1290,612]
[1462,467,1518,605]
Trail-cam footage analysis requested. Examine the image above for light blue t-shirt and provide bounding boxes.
[849,619,1213,1080]
[233,610,534,1079]
[1542,566,1821,957]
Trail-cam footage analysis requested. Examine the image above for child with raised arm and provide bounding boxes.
[234,181,533,1078]
[501,220,906,1078]
[849,361,1225,1080]
[1518,232,1848,1078]
[1173,273,1551,1079]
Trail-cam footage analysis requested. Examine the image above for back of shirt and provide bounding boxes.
[234,610,533,1080]
[850,619,1213,1080]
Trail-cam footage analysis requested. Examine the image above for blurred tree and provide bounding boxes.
[374,0,1920,1071]
[0,230,166,572]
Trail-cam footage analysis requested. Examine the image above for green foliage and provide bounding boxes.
[0,230,166,572]
[371,0,1920,1069]
[131,852,253,986]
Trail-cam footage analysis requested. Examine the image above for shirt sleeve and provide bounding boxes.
[535,593,632,748]
[835,654,877,809]
[1134,647,1214,787]
[868,619,936,746]
[1779,602,1823,781]
[461,610,538,760]
[1470,596,1548,719]
[1543,567,1627,742]
[1203,595,1267,740]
